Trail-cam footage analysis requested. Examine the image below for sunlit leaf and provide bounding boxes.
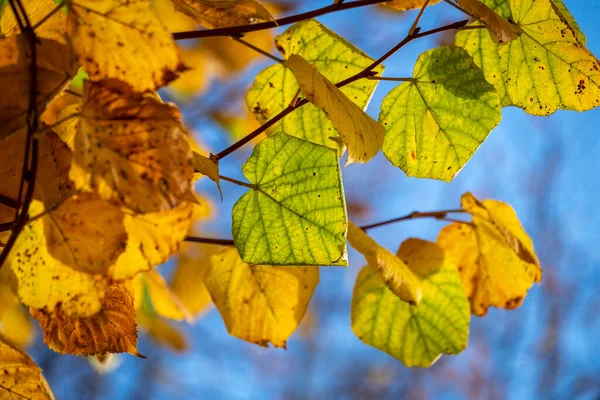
[137,309,188,352]
[347,222,422,305]
[67,0,186,91]
[0,332,54,399]
[285,54,385,165]
[1,0,66,43]
[382,0,441,11]
[142,270,191,322]
[551,0,585,44]
[352,239,470,367]
[170,254,212,319]
[31,281,141,356]
[0,35,77,139]
[247,19,383,149]
[232,133,348,266]
[456,0,521,43]
[7,201,109,317]
[72,79,195,213]
[172,0,273,29]
[0,305,35,348]
[379,46,501,181]
[437,192,542,316]
[456,0,600,115]
[204,30,273,73]
[192,151,221,197]
[152,0,197,32]
[205,247,319,348]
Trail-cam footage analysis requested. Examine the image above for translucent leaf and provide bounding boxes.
[67,0,186,91]
[0,305,35,348]
[347,222,422,305]
[192,151,221,197]
[170,255,212,319]
[437,192,542,316]
[205,248,319,348]
[383,0,441,11]
[72,79,195,213]
[31,281,141,356]
[0,35,77,139]
[7,201,109,317]
[379,47,501,181]
[247,19,383,149]
[456,0,521,43]
[456,0,600,115]
[232,133,348,266]
[352,239,470,367]
[285,54,385,165]
[172,0,273,29]
[142,270,191,322]
[0,332,54,399]
[1,0,66,43]
[137,309,188,352]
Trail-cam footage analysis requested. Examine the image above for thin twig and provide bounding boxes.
[214,19,469,160]
[232,36,284,64]
[360,209,466,231]
[0,195,18,209]
[409,0,431,35]
[219,175,255,189]
[173,0,392,40]
[443,0,469,15]
[366,76,414,82]
[32,0,66,30]
[184,236,235,246]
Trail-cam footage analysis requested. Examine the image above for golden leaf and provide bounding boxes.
[192,151,221,197]
[1,0,67,43]
[205,248,319,348]
[0,35,77,139]
[67,0,186,91]
[0,305,35,348]
[0,332,54,400]
[170,254,212,319]
[347,222,422,305]
[31,281,141,356]
[437,193,542,316]
[142,270,191,322]
[72,79,194,213]
[137,310,188,352]
[172,0,273,29]
[456,0,521,43]
[285,54,385,165]
[383,0,441,11]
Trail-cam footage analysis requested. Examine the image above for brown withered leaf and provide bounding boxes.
[0,332,55,400]
[456,0,521,43]
[0,35,77,139]
[44,193,128,275]
[31,281,141,356]
[172,0,273,29]
[72,79,195,213]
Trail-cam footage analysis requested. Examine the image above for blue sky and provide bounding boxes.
[29,1,600,399]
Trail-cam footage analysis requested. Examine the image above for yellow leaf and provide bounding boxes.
[0,35,77,139]
[0,305,35,348]
[44,193,127,276]
[382,0,441,11]
[170,255,212,319]
[456,0,521,43]
[347,222,422,305]
[204,30,273,73]
[67,0,186,91]
[192,151,221,197]
[137,310,188,352]
[437,193,542,316]
[72,79,195,213]
[31,281,141,356]
[152,0,197,32]
[285,54,385,165]
[205,248,319,348]
[0,270,19,320]
[172,0,273,29]
[0,332,54,400]
[7,201,109,317]
[167,46,215,100]
[143,270,191,322]
[1,0,67,43]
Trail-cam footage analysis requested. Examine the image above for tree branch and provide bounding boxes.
[172,0,392,41]
[215,19,470,160]
[184,236,235,246]
[360,209,467,231]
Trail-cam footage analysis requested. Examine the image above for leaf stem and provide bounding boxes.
[366,76,415,82]
[184,236,235,246]
[409,0,431,36]
[219,175,255,189]
[360,209,467,231]
[232,36,284,64]
[172,0,393,41]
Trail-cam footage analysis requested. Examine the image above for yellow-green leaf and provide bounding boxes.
[232,133,348,266]
[204,248,319,348]
[379,46,501,181]
[285,54,385,165]
[456,0,600,115]
[67,0,186,91]
[551,0,585,44]
[351,239,470,367]
[171,0,273,29]
[347,222,422,305]
[437,192,542,316]
[247,19,383,149]
[0,332,54,399]
[456,0,521,43]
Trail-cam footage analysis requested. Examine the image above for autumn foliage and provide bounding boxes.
[0,0,598,398]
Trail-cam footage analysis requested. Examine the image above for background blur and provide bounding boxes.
[25,1,600,399]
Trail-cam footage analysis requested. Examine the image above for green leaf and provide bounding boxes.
[351,239,470,367]
[456,0,600,116]
[246,19,383,150]
[232,132,348,266]
[379,46,501,182]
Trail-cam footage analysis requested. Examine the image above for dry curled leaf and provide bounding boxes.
[31,281,141,356]
[456,0,522,43]
[172,0,273,29]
